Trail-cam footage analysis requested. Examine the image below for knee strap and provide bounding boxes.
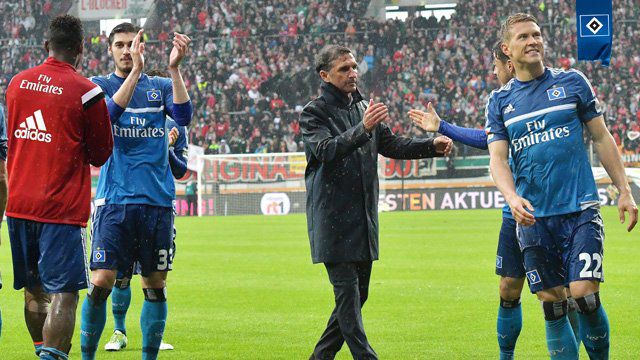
[87,284,111,307]
[575,292,601,314]
[500,297,521,309]
[114,278,131,289]
[143,288,167,302]
[543,300,568,321]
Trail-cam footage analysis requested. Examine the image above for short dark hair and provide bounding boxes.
[492,41,509,63]
[48,15,83,53]
[108,22,140,46]
[315,45,353,73]
[500,13,539,42]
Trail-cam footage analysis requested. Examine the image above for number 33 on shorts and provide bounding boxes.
[157,247,174,271]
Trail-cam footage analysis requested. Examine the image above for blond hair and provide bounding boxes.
[500,13,539,42]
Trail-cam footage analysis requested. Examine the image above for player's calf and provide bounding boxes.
[572,290,609,360]
[80,281,113,360]
[141,287,168,360]
[111,277,132,335]
[497,277,525,360]
[40,292,80,360]
[536,287,579,359]
[25,287,50,356]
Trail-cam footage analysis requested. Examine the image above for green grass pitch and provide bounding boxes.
[0,207,638,359]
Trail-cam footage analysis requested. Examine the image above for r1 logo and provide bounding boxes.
[260,193,291,215]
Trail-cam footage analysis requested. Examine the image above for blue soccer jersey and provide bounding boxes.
[92,73,191,207]
[485,68,602,217]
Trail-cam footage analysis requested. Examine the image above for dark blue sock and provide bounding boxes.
[80,296,107,360]
[497,300,522,360]
[40,347,68,360]
[141,299,167,360]
[545,316,578,359]
[112,286,131,334]
[579,305,609,360]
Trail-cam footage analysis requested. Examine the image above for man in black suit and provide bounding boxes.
[300,45,452,360]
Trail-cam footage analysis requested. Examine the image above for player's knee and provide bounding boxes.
[114,278,131,290]
[87,284,112,307]
[499,277,524,301]
[575,292,601,315]
[24,288,50,313]
[143,288,167,302]
[90,269,117,289]
[542,300,568,321]
[536,286,565,302]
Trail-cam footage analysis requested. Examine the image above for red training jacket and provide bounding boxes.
[5,57,113,227]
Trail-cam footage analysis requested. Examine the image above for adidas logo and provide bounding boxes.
[14,110,52,143]
[503,104,515,114]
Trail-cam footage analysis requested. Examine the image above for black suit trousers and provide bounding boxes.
[313,261,377,360]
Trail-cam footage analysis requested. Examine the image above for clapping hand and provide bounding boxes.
[363,99,389,132]
[169,33,191,69]
[131,29,145,72]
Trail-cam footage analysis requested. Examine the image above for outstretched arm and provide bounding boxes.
[409,104,487,149]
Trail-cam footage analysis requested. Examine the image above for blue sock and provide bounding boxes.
[112,286,131,334]
[141,299,167,360]
[545,316,579,359]
[579,305,610,360]
[497,299,522,360]
[567,308,581,348]
[34,342,44,356]
[40,347,68,360]
[80,296,107,360]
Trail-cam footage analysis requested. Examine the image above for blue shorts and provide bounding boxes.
[517,208,604,294]
[495,217,525,278]
[8,217,89,293]
[91,204,173,277]
[118,226,176,279]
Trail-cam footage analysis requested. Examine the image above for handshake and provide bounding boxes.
[363,99,452,156]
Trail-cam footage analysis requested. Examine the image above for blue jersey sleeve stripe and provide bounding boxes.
[504,103,577,127]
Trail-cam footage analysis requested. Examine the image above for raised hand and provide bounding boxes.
[131,29,145,72]
[433,136,452,156]
[617,192,638,232]
[169,32,191,69]
[363,99,389,132]
[408,102,441,132]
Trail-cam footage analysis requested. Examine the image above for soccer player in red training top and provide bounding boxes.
[4,15,113,360]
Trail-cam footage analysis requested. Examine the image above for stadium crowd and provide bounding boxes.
[1,0,639,155]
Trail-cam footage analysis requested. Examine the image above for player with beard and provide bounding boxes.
[80,22,192,360]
